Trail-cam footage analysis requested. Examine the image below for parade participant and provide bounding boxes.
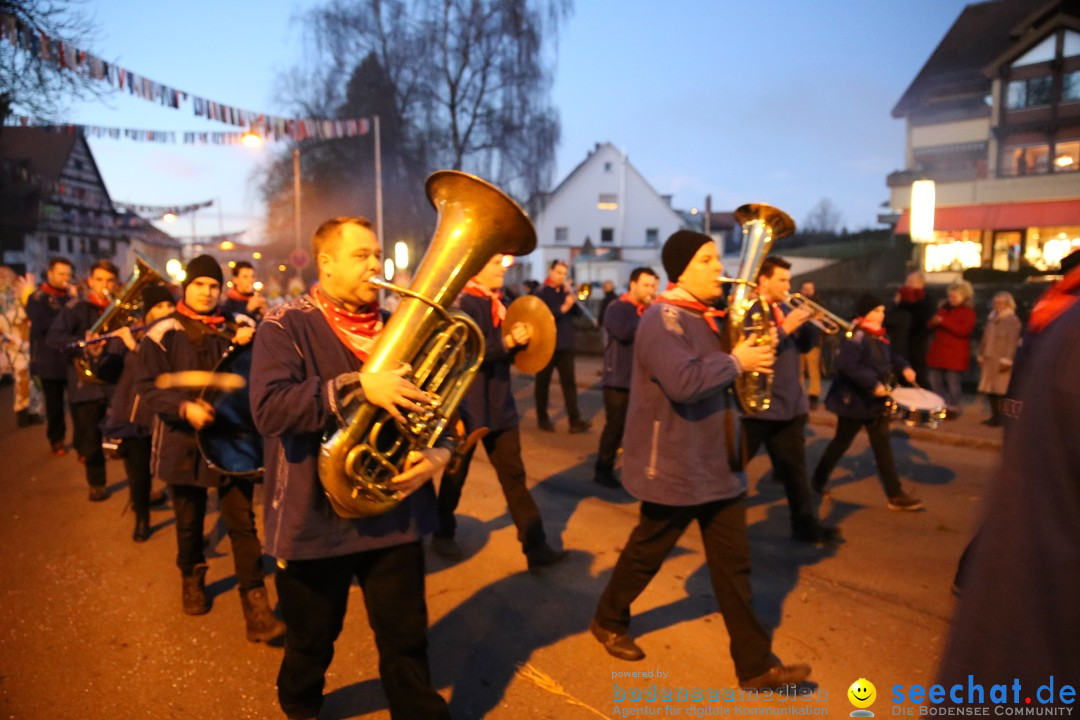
[811,294,923,511]
[136,254,283,643]
[432,253,568,570]
[101,282,175,542]
[591,230,812,691]
[936,259,1080,704]
[25,257,74,454]
[249,217,451,720]
[975,291,1020,427]
[534,260,590,433]
[0,267,42,426]
[47,260,124,501]
[597,278,618,329]
[593,266,658,488]
[222,260,267,323]
[742,258,839,544]
[796,280,822,409]
[926,280,976,419]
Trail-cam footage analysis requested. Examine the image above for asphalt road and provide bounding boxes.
[0,373,1001,720]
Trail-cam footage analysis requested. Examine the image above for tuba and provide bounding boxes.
[726,203,795,413]
[319,170,537,518]
[74,252,172,383]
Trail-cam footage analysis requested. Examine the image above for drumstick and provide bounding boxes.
[155,371,247,392]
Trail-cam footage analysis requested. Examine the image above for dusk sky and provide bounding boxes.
[61,0,975,244]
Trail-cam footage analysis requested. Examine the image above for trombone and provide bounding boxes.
[571,282,600,329]
[785,292,852,335]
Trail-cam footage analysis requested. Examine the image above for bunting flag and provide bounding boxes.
[114,199,214,216]
[0,13,371,143]
[4,117,370,145]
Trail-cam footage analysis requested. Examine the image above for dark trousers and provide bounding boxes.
[71,400,106,488]
[596,387,629,474]
[39,376,67,444]
[436,425,546,553]
[594,496,775,681]
[534,348,581,424]
[742,415,820,536]
[813,414,902,498]
[274,542,450,720]
[122,435,152,520]
[171,479,264,590]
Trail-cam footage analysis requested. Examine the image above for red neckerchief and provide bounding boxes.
[771,302,786,327]
[898,286,925,304]
[176,301,226,328]
[41,283,68,298]
[619,292,647,316]
[854,318,890,344]
[544,277,562,289]
[311,284,382,361]
[1029,266,1080,333]
[656,287,726,335]
[463,279,506,328]
[87,291,110,311]
[226,288,252,302]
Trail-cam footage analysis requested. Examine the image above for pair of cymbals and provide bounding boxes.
[502,295,556,374]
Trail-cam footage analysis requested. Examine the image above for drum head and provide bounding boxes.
[890,387,945,411]
[197,344,264,479]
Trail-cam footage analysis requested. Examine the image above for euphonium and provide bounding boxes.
[318,170,537,518]
[726,203,795,413]
[74,252,172,383]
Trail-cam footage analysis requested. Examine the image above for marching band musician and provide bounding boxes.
[222,260,268,323]
[534,260,591,434]
[136,254,284,642]
[742,257,839,544]
[593,266,659,488]
[591,230,813,691]
[249,217,451,720]
[432,253,568,570]
[26,257,74,455]
[810,293,923,511]
[46,259,123,501]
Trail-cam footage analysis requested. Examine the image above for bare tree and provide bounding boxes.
[803,198,844,235]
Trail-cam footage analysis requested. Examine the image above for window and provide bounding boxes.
[109,239,117,255]
[47,236,59,252]
[645,228,659,246]
[1007,76,1053,109]
[1054,141,1080,172]
[89,239,99,255]
[66,237,73,253]
[554,226,568,243]
[1065,30,1080,58]
[1013,36,1056,67]
[1064,71,1080,103]
[601,227,614,244]
[597,193,618,210]
[1001,144,1050,176]
[603,162,613,172]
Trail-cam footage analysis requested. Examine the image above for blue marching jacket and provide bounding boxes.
[824,328,910,421]
[601,299,644,390]
[456,293,520,433]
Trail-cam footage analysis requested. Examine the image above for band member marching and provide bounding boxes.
[136,255,284,642]
[432,253,569,570]
[249,217,452,720]
[591,231,812,690]
[534,260,591,434]
[222,260,267,323]
[26,257,74,455]
[593,267,659,488]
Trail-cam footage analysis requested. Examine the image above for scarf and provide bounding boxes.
[176,301,226,328]
[311,284,382,361]
[1028,266,1080,333]
[855,318,890,343]
[226,288,253,302]
[543,277,563,290]
[87,291,110,311]
[656,286,726,335]
[41,283,68,298]
[619,292,647,317]
[463,279,506,328]
[898,286,925,304]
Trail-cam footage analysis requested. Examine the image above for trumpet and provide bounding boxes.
[570,281,600,329]
[785,292,852,335]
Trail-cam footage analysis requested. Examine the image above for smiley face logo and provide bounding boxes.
[848,678,877,709]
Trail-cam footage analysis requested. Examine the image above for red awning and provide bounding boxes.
[894,199,1080,234]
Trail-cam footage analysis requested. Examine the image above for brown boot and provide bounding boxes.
[181,564,209,616]
[240,587,285,643]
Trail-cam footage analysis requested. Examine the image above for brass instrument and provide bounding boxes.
[319,170,537,518]
[572,282,600,329]
[74,253,172,383]
[785,292,852,336]
[727,203,795,413]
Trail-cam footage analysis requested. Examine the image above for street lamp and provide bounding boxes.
[910,180,936,244]
[394,241,409,270]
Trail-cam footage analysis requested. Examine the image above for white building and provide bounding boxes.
[518,142,685,289]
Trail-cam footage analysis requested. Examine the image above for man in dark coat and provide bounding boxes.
[137,254,283,643]
[886,271,935,385]
[594,266,658,488]
[221,260,267,323]
[534,259,590,433]
[47,259,125,500]
[591,230,812,691]
[432,253,567,570]
[26,257,74,454]
[249,217,451,720]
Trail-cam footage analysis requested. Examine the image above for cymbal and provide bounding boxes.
[503,295,555,374]
[155,371,247,392]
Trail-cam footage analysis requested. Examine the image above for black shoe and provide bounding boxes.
[28,414,44,425]
[793,525,841,545]
[538,419,555,432]
[16,410,30,427]
[981,417,1002,427]
[133,516,150,542]
[431,535,465,560]
[182,565,209,616]
[526,543,568,572]
[593,471,620,488]
[589,620,645,661]
[568,420,592,434]
[148,488,168,507]
[739,663,812,690]
[88,485,108,502]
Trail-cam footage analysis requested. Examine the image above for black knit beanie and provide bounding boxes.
[141,282,176,310]
[855,293,884,318]
[183,254,224,289]
[662,230,712,283]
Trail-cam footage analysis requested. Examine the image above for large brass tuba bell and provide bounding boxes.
[318,170,537,518]
[726,203,795,414]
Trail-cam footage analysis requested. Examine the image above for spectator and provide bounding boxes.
[926,280,976,419]
[975,291,1021,427]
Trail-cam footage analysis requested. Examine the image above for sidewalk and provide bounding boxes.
[566,354,1003,450]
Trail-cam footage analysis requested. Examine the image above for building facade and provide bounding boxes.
[888,0,1080,279]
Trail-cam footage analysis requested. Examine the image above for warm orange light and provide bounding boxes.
[278,264,287,272]
[227,261,236,269]
[253,252,262,260]
[220,240,235,251]
[1055,154,1075,168]
[162,212,177,223]
[501,255,514,268]
[241,129,263,148]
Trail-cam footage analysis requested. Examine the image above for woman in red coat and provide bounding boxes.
[926,280,976,418]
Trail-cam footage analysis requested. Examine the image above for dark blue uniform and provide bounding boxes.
[25,287,72,448]
[595,298,644,483]
[534,282,586,428]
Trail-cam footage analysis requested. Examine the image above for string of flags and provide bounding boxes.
[114,199,215,217]
[5,116,371,145]
[0,13,372,143]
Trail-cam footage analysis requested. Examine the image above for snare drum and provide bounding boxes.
[887,387,947,429]
[196,343,263,479]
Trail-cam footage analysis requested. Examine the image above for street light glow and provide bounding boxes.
[220,240,235,251]
[278,264,287,272]
[253,252,262,260]
[162,212,177,223]
[241,129,263,148]
[384,258,395,280]
[910,180,936,244]
[165,259,183,279]
[394,241,409,270]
